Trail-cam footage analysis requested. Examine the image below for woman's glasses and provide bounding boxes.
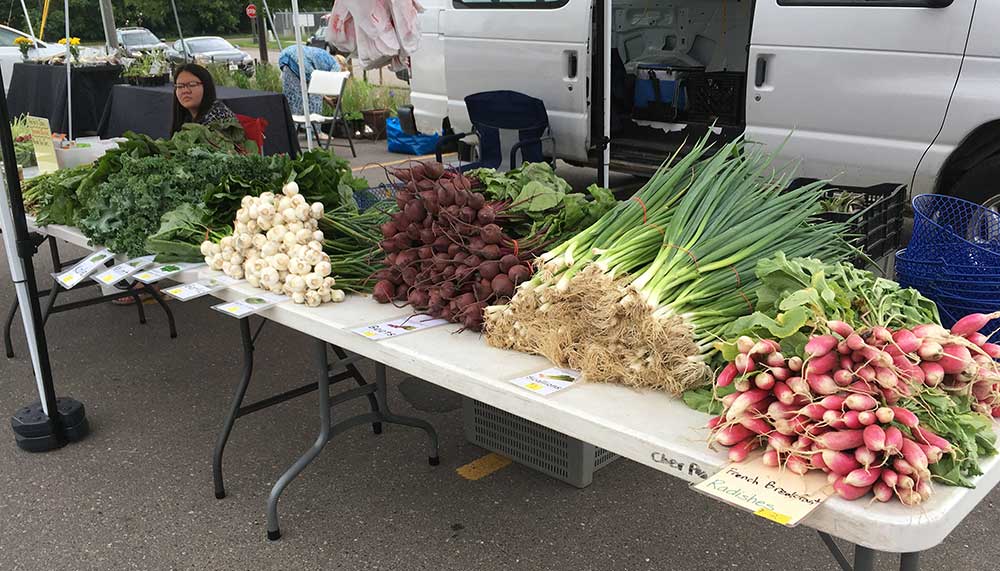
[174,81,203,92]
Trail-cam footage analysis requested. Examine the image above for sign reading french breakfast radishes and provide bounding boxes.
[693,454,832,527]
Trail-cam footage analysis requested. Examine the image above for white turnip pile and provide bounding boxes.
[709,315,1000,504]
[200,181,344,306]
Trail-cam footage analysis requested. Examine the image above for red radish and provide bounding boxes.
[884,426,904,455]
[875,407,895,424]
[890,407,919,429]
[833,369,853,387]
[897,474,915,490]
[715,424,754,447]
[833,478,871,501]
[772,367,792,382]
[821,395,847,410]
[982,343,1000,358]
[765,352,786,368]
[823,410,847,429]
[735,336,755,354]
[768,433,794,452]
[828,320,855,338]
[874,367,898,389]
[812,451,829,471]
[855,366,876,383]
[726,389,771,421]
[917,479,933,502]
[808,374,839,395]
[916,443,943,464]
[913,323,948,338]
[787,356,803,372]
[762,449,780,467]
[845,466,882,487]
[716,362,738,387]
[858,411,877,426]
[892,328,922,354]
[861,347,893,368]
[843,410,863,429]
[873,481,894,502]
[846,333,867,352]
[871,326,893,346]
[728,438,759,462]
[787,376,811,396]
[855,446,877,468]
[732,377,752,392]
[901,438,928,472]
[786,455,809,475]
[951,311,1000,337]
[966,332,989,347]
[806,335,838,357]
[838,341,852,356]
[848,381,878,395]
[900,361,926,385]
[816,430,865,451]
[940,344,973,375]
[739,416,772,435]
[863,425,886,452]
[845,393,877,411]
[754,372,776,391]
[840,356,854,371]
[805,352,839,376]
[773,382,795,405]
[722,392,739,409]
[918,341,944,361]
[767,401,797,423]
[750,340,776,356]
[881,469,899,489]
[880,387,900,406]
[912,426,952,452]
[801,403,828,421]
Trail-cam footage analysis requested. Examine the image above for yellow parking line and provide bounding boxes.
[456,453,513,481]
[351,153,457,172]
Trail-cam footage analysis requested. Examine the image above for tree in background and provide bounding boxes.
[1,0,334,42]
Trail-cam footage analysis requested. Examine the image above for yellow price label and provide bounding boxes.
[61,275,75,283]
[136,273,152,280]
[225,306,241,313]
[754,508,791,526]
[101,275,114,283]
[524,382,543,391]
[362,331,376,337]
[166,288,182,295]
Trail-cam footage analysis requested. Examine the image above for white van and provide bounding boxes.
[408,0,999,207]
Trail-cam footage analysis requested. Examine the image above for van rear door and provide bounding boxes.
[440,0,593,162]
[746,0,974,187]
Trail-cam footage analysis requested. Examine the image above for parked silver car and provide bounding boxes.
[174,36,253,74]
[116,27,182,62]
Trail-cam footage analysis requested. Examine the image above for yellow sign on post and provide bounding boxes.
[26,115,58,174]
[692,454,833,527]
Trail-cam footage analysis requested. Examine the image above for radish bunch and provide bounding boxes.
[372,161,539,330]
[200,181,344,306]
[709,314,1000,504]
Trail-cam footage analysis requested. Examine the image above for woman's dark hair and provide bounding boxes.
[170,63,217,135]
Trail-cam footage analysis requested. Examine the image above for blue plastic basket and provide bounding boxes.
[354,183,401,212]
[895,249,1000,280]
[907,194,1000,265]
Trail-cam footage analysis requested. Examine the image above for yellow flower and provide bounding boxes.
[58,37,79,45]
[14,37,32,46]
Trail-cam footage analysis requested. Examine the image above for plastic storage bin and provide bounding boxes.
[462,398,619,488]
[632,63,702,122]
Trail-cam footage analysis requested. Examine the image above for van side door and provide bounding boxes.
[746,0,974,188]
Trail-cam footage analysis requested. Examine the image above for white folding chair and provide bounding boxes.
[290,70,356,157]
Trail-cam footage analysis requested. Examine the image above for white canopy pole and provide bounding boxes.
[17,0,37,47]
[170,0,188,60]
[601,0,611,188]
[63,0,72,141]
[261,0,282,51]
[291,0,313,151]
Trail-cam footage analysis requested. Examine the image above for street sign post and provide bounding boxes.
[248,4,267,63]
[246,4,256,18]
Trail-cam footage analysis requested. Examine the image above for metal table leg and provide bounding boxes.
[4,296,18,358]
[331,345,381,435]
[143,282,177,338]
[854,546,876,571]
[213,318,257,499]
[375,362,440,465]
[266,336,333,541]
[900,552,920,571]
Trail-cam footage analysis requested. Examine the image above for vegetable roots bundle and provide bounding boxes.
[485,136,853,394]
[372,161,539,330]
[709,317,1000,504]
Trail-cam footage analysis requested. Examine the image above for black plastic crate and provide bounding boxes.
[788,178,907,264]
[681,71,745,127]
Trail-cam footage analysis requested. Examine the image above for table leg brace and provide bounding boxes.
[817,531,921,571]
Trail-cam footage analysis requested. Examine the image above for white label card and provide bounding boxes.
[164,276,242,301]
[509,367,580,396]
[211,293,288,318]
[133,262,204,284]
[351,314,450,340]
[92,256,156,286]
[55,249,114,289]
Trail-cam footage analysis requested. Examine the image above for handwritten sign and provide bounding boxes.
[133,262,204,284]
[164,276,242,301]
[26,116,58,173]
[509,367,579,396]
[92,256,155,286]
[54,249,114,289]
[211,293,288,318]
[692,455,832,527]
[351,314,449,340]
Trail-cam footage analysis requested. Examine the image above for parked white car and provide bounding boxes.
[408,0,999,207]
[0,24,64,92]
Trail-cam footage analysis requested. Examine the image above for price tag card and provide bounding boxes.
[26,115,58,173]
[54,249,114,289]
[351,314,450,340]
[92,255,156,286]
[211,293,288,318]
[692,455,832,527]
[509,367,580,396]
[164,276,243,301]
[134,262,204,284]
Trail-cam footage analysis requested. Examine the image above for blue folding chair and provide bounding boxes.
[435,90,556,172]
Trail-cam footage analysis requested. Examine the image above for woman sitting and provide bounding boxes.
[278,45,340,139]
[170,63,258,152]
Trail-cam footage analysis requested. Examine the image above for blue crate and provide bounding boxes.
[907,194,1000,266]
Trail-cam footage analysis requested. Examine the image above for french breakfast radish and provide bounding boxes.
[950,311,1000,337]
[833,478,871,501]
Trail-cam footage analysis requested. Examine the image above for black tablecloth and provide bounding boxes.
[97,84,300,157]
[8,63,124,135]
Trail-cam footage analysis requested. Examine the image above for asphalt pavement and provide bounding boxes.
[0,139,998,570]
